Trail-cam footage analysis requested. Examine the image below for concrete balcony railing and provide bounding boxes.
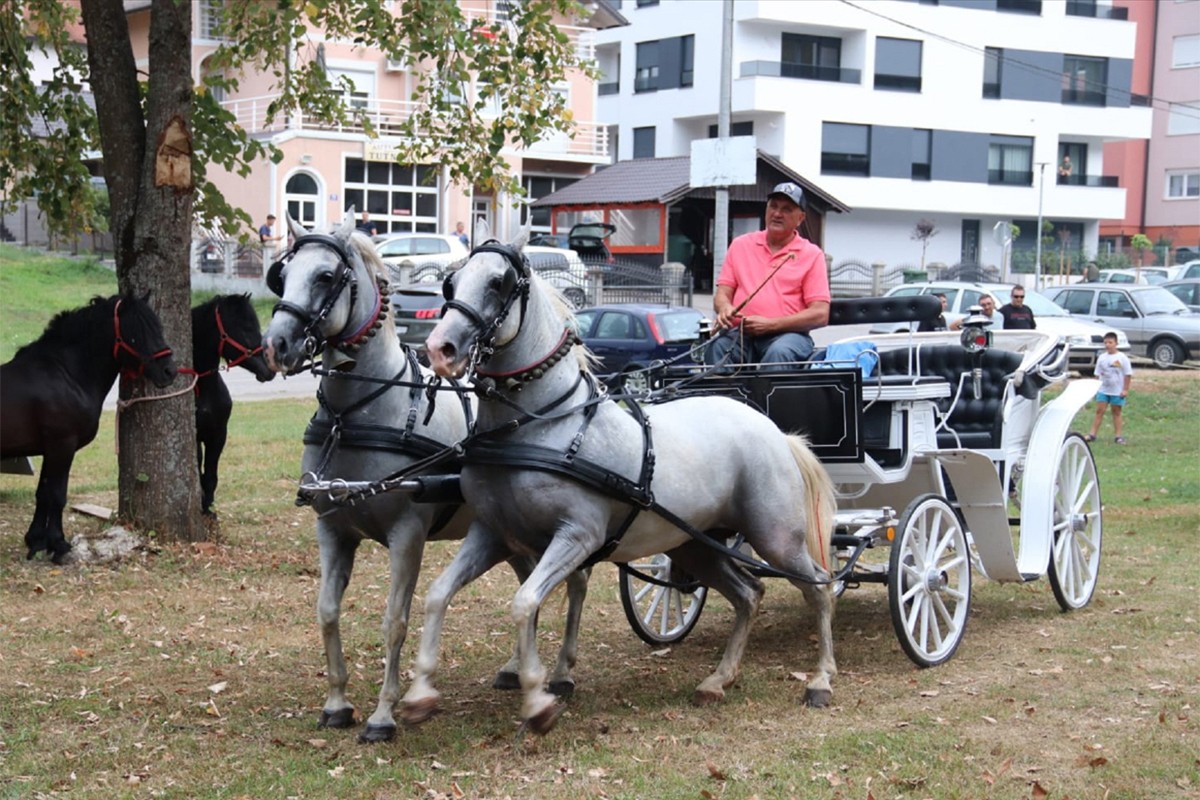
[220,94,610,160]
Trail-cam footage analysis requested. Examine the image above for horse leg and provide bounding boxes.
[198,426,225,515]
[668,544,765,706]
[315,525,360,730]
[359,522,425,743]
[494,560,589,699]
[28,449,75,563]
[793,580,837,708]
[401,523,511,726]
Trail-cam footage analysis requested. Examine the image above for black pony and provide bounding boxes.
[190,294,275,513]
[0,294,177,562]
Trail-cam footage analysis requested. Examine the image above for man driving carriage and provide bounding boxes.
[706,182,831,368]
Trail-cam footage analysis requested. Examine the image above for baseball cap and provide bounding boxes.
[767,182,806,209]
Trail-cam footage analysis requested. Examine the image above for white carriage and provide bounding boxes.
[619,297,1103,668]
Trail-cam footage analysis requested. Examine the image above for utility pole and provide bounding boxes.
[712,0,734,293]
[1034,161,1048,290]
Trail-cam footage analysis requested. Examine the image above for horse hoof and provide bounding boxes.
[691,689,725,707]
[524,702,565,736]
[492,671,520,691]
[803,688,832,709]
[357,723,396,743]
[318,708,357,729]
[400,699,440,726]
[50,546,72,565]
[547,679,575,699]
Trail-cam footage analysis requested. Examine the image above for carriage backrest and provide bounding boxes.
[827,295,942,327]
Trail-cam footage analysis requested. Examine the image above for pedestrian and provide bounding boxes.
[259,214,281,265]
[949,294,997,330]
[706,182,830,368]
[998,285,1036,329]
[1085,332,1132,445]
[357,210,378,237]
[455,221,469,248]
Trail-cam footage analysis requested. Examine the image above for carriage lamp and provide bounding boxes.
[959,306,994,400]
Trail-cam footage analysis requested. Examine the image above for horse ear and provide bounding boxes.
[286,213,307,240]
[473,217,490,245]
[335,209,357,240]
[510,224,530,253]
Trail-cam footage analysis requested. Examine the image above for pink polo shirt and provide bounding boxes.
[717,230,830,318]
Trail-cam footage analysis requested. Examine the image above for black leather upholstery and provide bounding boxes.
[877,346,1023,449]
[828,295,942,327]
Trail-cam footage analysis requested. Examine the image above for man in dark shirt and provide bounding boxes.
[918,292,948,332]
[998,285,1036,329]
[357,211,378,237]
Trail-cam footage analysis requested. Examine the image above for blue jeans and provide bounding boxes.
[705,330,815,370]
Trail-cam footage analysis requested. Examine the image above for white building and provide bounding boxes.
[593,0,1152,276]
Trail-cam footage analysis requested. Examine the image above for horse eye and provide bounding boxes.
[315,271,334,285]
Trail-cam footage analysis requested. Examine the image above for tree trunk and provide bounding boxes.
[82,0,206,541]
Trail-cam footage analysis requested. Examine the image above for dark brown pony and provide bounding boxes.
[0,294,177,562]
[190,294,275,514]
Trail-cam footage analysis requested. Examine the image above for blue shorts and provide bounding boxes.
[1095,392,1126,407]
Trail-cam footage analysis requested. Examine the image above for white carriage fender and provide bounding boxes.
[1016,378,1100,578]
[932,449,1024,583]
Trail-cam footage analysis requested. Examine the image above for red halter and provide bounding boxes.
[112,299,173,380]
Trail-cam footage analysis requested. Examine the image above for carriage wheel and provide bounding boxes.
[619,554,708,646]
[1047,433,1103,611]
[888,494,972,668]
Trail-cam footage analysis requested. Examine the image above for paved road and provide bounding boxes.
[101,295,875,409]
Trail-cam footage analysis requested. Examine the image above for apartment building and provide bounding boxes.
[1100,0,1200,265]
[177,1,624,250]
[593,0,1152,274]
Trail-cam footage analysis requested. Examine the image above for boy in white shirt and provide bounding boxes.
[1085,332,1133,445]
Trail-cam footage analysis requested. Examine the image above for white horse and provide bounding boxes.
[405,229,839,735]
[261,212,589,742]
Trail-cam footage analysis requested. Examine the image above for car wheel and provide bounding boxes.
[562,287,586,310]
[619,366,652,395]
[1150,338,1185,368]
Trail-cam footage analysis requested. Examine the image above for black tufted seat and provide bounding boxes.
[876,346,1025,449]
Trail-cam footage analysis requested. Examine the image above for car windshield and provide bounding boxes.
[1132,287,1190,315]
[992,288,1068,317]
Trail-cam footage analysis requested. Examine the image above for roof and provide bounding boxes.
[530,150,849,213]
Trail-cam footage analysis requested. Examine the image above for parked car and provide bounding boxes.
[526,232,571,250]
[1163,279,1200,313]
[391,285,443,359]
[374,233,469,283]
[1180,260,1200,280]
[524,245,590,309]
[1042,283,1200,367]
[872,282,1129,372]
[531,222,616,264]
[574,303,705,393]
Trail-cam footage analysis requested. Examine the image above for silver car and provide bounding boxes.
[872,281,1129,372]
[1043,283,1200,368]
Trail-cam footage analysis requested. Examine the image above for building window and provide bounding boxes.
[198,0,228,41]
[707,121,754,138]
[875,37,922,92]
[1167,171,1200,199]
[987,136,1033,185]
[522,175,578,230]
[633,126,656,159]
[635,41,659,92]
[1058,142,1088,185]
[997,0,1042,13]
[1062,55,1107,106]
[821,122,870,176]
[680,35,695,87]
[983,47,1003,98]
[912,128,931,180]
[1167,102,1200,136]
[781,33,843,82]
[343,159,439,235]
[1173,35,1200,68]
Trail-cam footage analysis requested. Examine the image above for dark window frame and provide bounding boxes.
[983,47,1003,99]
[987,136,1034,186]
[875,37,923,92]
[782,32,843,82]
[912,128,932,181]
[821,122,871,177]
[1062,54,1108,106]
[635,41,659,93]
[632,126,656,159]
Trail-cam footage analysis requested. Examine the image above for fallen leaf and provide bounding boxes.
[789,671,810,682]
[328,765,344,778]
[1031,780,1049,798]
[981,770,996,786]
[920,690,940,698]
[34,584,45,595]
[983,716,998,724]
[706,760,726,781]
[308,739,327,748]
[207,681,228,694]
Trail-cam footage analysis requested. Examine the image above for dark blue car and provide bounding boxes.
[574,303,705,392]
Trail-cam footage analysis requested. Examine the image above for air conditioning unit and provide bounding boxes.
[385,59,405,72]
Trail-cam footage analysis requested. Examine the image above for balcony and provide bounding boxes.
[220,94,610,161]
[1065,1,1128,20]
[1056,174,1120,188]
[740,60,861,84]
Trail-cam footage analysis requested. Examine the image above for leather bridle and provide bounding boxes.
[112,298,173,380]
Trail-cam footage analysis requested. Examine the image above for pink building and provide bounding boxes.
[1101,0,1200,265]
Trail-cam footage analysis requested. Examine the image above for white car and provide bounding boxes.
[373,233,469,283]
[1096,268,1179,285]
[524,245,590,309]
[873,281,1130,373]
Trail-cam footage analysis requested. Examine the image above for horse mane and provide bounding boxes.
[346,231,397,337]
[530,273,597,372]
[14,295,119,358]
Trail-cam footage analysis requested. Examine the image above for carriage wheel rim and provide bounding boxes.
[1049,436,1102,609]
[622,554,706,643]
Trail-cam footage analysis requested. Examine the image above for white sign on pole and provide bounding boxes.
[690,137,757,188]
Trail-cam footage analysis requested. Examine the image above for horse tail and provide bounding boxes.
[786,435,837,575]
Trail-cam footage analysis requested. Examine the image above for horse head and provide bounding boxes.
[114,293,177,388]
[216,294,275,382]
[425,227,533,379]
[262,210,390,373]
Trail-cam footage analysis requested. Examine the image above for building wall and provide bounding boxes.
[598,0,1151,270]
